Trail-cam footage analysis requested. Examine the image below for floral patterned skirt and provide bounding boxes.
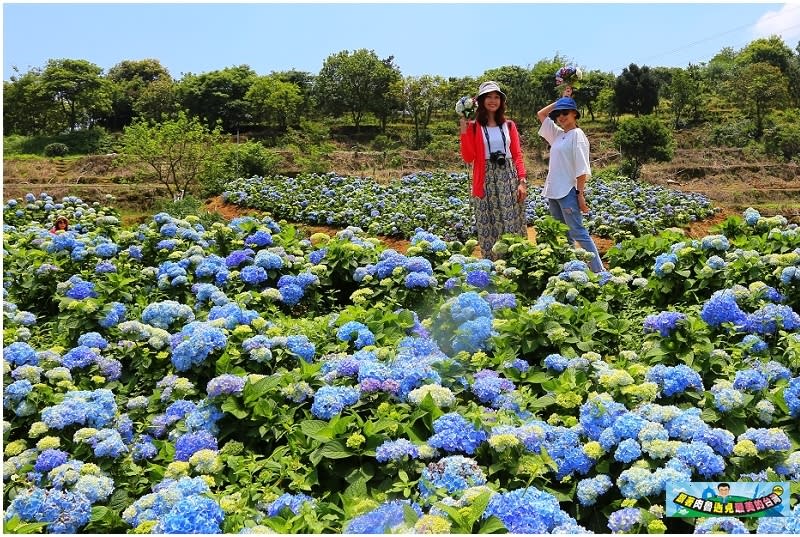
[472,162,527,260]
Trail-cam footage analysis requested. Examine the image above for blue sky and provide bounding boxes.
[3,2,800,81]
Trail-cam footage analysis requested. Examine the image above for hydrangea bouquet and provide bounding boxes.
[555,65,583,88]
[455,96,476,119]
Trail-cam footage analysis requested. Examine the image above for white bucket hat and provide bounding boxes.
[477,80,506,98]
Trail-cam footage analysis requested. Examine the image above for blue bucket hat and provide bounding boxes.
[549,97,580,120]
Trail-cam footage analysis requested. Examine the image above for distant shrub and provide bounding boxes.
[613,115,674,179]
[43,143,69,157]
[763,108,800,161]
[5,128,113,156]
[200,141,283,196]
[709,117,756,147]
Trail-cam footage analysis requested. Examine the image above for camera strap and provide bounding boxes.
[481,123,507,156]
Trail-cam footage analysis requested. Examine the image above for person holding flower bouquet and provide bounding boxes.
[458,80,528,260]
[536,86,604,272]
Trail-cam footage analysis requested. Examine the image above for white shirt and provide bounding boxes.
[538,117,591,199]
[482,124,510,159]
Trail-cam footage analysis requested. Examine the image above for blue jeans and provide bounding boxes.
[547,188,604,272]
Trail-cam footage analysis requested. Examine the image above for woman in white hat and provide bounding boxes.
[536,87,604,272]
[459,80,528,260]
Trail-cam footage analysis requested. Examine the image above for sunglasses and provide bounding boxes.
[555,110,573,117]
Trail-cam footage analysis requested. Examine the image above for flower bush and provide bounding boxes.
[2,192,798,534]
[221,170,715,242]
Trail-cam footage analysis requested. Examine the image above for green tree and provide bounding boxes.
[117,111,225,199]
[573,70,615,122]
[314,49,401,131]
[614,63,660,116]
[402,75,445,148]
[482,65,539,125]
[3,67,63,135]
[133,78,180,123]
[596,87,619,126]
[246,75,303,130]
[273,69,315,117]
[372,56,403,132]
[613,115,674,179]
[725,62,789,138]
[704,47,738,88]
[667,66,705,128]
[40,58,112,132]
[177,65,257,132]
[736,35,795,73]
[763,108,800,161]
[104,58,172,130]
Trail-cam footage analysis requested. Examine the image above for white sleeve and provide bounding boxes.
[574,130,591,178]
[537,117,560,145]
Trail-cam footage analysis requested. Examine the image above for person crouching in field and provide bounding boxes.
[459,81,528,260]
[536,86,604,272]
[50,216,69,234]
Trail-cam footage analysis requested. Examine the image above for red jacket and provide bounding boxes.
[460,120,526,198]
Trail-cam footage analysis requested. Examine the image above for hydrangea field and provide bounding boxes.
[3,189,799,534]
[221,171,717,242]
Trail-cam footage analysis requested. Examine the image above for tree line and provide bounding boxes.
[4,36,800,154]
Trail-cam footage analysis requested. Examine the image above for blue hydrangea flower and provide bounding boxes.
[701,290,748,329]
[451,316,494,354]
[343,500,422,534]
[614,438,642,463]
[34,449,70,473]
[245,230,273,248]
[653,252,678,277]
[169,322,227,372]
[174,430,218,461]
[544,353,569,373]
[266,492,315,517]
[732,369,768,392]
[87,428,128,458]
[483,486,583,534]
[576,475,613,506]
[643,311,686,337]
[471,370,514,407]
[746,303,800,335]
[337,321,376,349]
[607,507,642,533]
[694,517,748,534]
[207,374,246,397]
[286,335,315,362]
[646,364,704,397]
[132,435,158,461]
[310,386,360,419]
[738,428,792,452]
[465,270,490,288]
[418,455,486,498]
[155,495,225,534]
[785,377,800,418]
[99,302,126,328]
[375,439,419,463]
[427,413,486,455]
[676,441,725,478]
[65,278,98,300]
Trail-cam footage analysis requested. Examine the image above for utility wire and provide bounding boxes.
[619,4,800,71]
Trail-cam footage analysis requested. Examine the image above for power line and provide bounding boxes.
[621,4,800,71]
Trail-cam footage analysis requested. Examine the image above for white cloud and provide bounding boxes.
[752,3,800,42]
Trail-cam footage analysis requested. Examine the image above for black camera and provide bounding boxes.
[489,151,506,166]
